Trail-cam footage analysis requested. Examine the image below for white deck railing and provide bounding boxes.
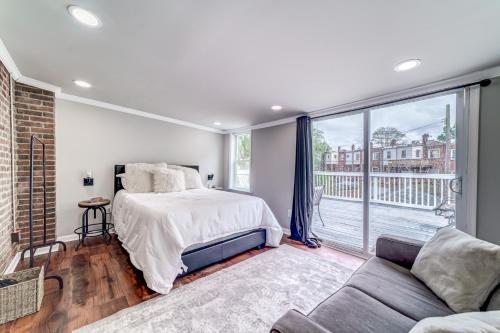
[314,172,455,210]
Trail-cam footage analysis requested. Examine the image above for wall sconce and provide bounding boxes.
[83,170,94,186]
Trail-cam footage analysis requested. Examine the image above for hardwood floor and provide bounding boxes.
[0,236,364,333]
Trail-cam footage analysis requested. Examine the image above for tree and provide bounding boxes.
[312,128,332,171]
[236,133,251,160]
[371,127,406,146]
[437,123,456,142]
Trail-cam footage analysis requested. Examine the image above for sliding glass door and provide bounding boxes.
[312,111,365,251]
[312,90,466,254]
[367,92,459,252]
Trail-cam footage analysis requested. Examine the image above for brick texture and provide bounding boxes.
[0,61,15,273]
[14,83,56,248]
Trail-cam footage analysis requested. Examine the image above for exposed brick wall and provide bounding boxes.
[0,61,15,273]
[14,83,56,248]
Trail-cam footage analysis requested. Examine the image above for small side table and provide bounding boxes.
[75,199,113,250]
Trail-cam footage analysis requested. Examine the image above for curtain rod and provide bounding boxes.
[311,79,491,120]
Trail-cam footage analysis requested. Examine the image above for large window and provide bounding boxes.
[312,90,464,253]
[231,132,251,191]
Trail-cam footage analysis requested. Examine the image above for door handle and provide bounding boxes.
[449,177,462,195]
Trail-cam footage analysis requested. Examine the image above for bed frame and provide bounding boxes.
[114,164,266,275]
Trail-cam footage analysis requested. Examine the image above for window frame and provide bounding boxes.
[430,149,441,159]
[230,131,252,192]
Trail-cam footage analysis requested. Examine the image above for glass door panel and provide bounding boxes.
[312,112,365,251]
[367,93,459,252]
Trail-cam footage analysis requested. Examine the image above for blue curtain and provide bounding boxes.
[290,116,321,248]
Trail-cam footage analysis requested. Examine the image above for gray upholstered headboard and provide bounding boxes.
[114,164,199,195]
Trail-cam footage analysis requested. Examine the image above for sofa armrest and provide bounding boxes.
[270,310,331,333]
[375,235,425,269]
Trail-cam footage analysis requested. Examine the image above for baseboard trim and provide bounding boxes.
[4,252,21,275]
[57,233,80,243]
[282,228,291,236]
[3,233,79,274]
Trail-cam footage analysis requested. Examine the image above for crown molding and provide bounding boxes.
[17,76,62,94]
[308,65,500,118]
[0,38,21,80]
[57,92,224,134]
[226,65,500,133]
[223,115,300,134]
[0,37,222,134]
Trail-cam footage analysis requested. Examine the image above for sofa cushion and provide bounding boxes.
[486,285,500,311]
[308,286,416,333]
[271,310,331,333]
[411,228,500,313]
[346,257,454,321]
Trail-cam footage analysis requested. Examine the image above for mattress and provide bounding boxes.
[112,188,283,293]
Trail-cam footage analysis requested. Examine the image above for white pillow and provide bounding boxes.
[411,228,500,313]
[409,311,500,333]
[117,173,128,190]
[168,165,203,189]
[153,168,185,193]
[124,163,168,193]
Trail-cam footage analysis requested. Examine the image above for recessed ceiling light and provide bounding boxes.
[67,5,102,27]
[271,105,283,111]
[213,121,222,126]
[74,80,92,88]
[394,59,422,72]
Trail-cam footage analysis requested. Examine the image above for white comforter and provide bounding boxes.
[112,188,283,294]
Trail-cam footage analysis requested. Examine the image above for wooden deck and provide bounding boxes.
[312,198,449,251]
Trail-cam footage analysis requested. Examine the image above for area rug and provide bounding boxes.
[75,244,354,333]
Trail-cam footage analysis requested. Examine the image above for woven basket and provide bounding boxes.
[0,266,44,324]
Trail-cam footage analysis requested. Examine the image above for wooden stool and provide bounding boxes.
[75,199,113,250]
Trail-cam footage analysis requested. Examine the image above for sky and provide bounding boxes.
[314,93,457,150]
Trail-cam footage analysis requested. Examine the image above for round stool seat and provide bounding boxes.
[78,198,110,208]
[75,198,113,250]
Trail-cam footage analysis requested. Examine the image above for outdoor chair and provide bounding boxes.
[313,185,325,226]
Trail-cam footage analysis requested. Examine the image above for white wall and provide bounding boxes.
[250,122,296,230]
[55,99,224,237]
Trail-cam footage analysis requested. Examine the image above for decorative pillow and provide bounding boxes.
[153,168,185,193]
[411,228,500,313]
[168,165,203,189]
[124,163,168,193]
[117,173,128,190]
[409,311,500,333]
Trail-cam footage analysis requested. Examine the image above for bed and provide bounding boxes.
[112,165,283,294]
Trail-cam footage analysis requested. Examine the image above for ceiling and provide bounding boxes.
[1,1,500,130]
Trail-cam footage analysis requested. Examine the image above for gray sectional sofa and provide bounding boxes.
[271,235,499,333]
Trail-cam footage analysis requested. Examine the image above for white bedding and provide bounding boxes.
[112,188,283,294]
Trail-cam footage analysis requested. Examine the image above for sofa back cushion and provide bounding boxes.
[411,228,500,313]
[486,285,500,311]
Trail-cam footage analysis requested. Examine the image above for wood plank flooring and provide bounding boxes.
[0,236,364,333]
